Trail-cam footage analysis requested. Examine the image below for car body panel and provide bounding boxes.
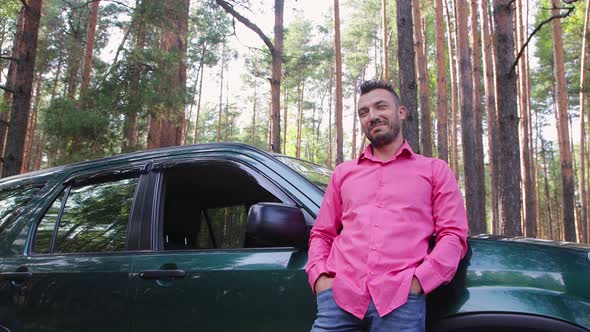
[0,143,588,331]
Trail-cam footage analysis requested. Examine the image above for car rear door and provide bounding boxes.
[3,166,147,332]
[130,157,316,332]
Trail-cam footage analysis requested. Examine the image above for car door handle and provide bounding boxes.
[0,272,33,281]
[139,269,187,279]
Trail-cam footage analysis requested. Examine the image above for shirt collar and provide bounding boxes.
[357,140,416,164]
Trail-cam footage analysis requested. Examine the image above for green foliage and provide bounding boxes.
[40,97,114,164]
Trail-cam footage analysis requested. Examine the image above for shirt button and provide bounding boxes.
[377,203,383,208]
[373,224,378,227]
[370,272,375,276]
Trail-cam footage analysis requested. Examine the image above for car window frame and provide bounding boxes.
[29,164,150,256]
[148,156,303,252]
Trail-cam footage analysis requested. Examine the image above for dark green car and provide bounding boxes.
[0,143,589,332]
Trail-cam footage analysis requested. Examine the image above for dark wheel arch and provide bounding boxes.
[429,313,589,332]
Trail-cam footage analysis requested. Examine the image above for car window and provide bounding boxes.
[0,183,44,235]
[34,175,139,254]
[274,155,332,190]
[159,160,282,250]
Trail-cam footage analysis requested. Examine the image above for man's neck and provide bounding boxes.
[372,137,404,162]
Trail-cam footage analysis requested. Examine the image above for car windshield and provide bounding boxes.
[275,156,332,191]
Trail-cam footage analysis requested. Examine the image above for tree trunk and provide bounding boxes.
[444,0,459,176]
[252,82,257,145]
[217,51,225,141]
[327,66,333,168]
[270,0,284,153]
[123,0,144,152]
[79,0,100,98]
[0,9,24,166]
[493,0,522,236]
[551,0,576,242]
[579,0,590,243]
[2,0,42,178]
[22,73,42,173]
[193,62,204,144]
[470,0,487,232]
[456,0,485,234]
[481,0,500,234]
[334,0,344,164]
[412,0,432,157]
[397,0,419,152]
[352,76,359,159]
[296,80,304,159]
[516,0,537,238]
[382,0,389,81]
[434,0,448,162]
[283,77,288,152]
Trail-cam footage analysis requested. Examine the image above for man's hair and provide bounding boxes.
[359,80,401,105]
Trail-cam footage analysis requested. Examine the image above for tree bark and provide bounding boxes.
[434,0,448,162]
[22,72,42,173]
[193,62,204,144]
[296,80,304,159]
[579,0,590,243]
[493,0,522,236]
[412,0,432,157]
[123,0,144,152]
[283,77,288,152]
[0,9,24,166]
[470,0,487,232]
[444,0,459,176]
[334,0,344,164]
[382,0,389,81]
[481,0,500,234]
[79,0,100,98]
[2,0,42,178]
[352,76,359,159]
[516,0,537,238]
[327,65,333,168]
[217,50,225,141]
[397,0,419,153]
[550,0,576,242]
[457,0,485,234]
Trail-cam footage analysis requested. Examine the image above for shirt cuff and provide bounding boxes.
[307,262,331,292]
[414,259,444,294]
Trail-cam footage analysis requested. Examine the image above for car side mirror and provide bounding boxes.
[245,203,308,248]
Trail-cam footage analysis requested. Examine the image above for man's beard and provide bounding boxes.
[365,119,401,148]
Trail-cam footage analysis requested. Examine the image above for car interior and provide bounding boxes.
[160,160,281,250]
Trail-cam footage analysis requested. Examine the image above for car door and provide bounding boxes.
[0,181,48,332]
[7,166,147,332]
[131,157,316,332]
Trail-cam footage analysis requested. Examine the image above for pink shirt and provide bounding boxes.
[306,142,468,319]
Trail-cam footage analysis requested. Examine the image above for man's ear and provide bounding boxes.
[398,106,407,120]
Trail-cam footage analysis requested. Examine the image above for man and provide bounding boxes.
[306,80,468,332]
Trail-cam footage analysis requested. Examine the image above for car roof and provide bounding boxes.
[0,142,274,186]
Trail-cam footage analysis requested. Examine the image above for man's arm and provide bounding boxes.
[414,160,469,294]
[305,167,343,293]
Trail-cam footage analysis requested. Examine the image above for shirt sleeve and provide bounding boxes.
[414,159,469,294]
[305,165,343,292]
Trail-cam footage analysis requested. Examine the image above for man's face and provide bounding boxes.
[357,89,406,148]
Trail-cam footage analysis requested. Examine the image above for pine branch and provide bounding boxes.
[511,6,575,75]
[0,55,18,62]
[0,85,15,94]
[19,0,30,11]
[215,0,275,53]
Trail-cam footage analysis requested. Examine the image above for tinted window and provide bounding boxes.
[161,161,280,250]
[54,177,138,253]
[274,155,332,190]
[0,183,43,234]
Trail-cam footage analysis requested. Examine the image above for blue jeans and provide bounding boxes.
[311,289,426,332]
